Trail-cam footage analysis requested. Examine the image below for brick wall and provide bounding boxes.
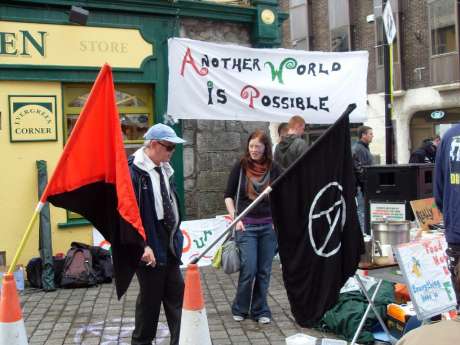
[350,0,377,93]
[401,0,431,88]
[279,0,292,48]
[310,0,330,51]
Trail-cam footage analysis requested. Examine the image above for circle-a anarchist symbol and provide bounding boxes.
[308,181,346,258]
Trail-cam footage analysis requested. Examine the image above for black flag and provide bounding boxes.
[271,110,364,327]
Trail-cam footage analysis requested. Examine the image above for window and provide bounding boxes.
[328,0,351,52]
[428,0,459,84]
[289,0,311,50]
[65,87,152,145]
[429,0,456,55]
[63,83,153,220]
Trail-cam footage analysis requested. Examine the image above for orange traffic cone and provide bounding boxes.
[0,273,28,345]
[179,264,212,345]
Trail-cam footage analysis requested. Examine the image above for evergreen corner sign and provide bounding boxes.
[9,95,57,142]
[167,38,368,124]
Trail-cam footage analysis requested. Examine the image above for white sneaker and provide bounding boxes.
[258,316,271,324]
[233,315,244,322]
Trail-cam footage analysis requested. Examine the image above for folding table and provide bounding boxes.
[350,264,403,345]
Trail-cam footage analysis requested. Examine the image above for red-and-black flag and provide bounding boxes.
[40,64,146,298]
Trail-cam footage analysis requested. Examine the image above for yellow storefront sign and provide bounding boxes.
[0,21,153,68]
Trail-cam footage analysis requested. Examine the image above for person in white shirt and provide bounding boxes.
[128,123,186,345]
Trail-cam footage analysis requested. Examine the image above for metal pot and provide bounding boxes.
[359,235,373,267]
[371,220,411,246]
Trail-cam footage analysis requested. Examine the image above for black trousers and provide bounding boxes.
[446,243,460,307]
[131,261,184,345]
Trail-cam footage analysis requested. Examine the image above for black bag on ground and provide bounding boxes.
[90,246,113,284]
[26,257,43,288]
[26,256,66,289]
[60,242,97,288]
[53,256,65,286]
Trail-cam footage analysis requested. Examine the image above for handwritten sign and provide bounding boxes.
[395,236,456,319]
[180,216,230,267]
[370,202,406,222]
[94,216,231,267]
[167,38,368,124]
[410,198,443,230]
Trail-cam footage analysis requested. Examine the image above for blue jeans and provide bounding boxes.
[232,223,278,320]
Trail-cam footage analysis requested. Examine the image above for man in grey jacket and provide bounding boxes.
[352,125,374,233]
[274,115,309,169]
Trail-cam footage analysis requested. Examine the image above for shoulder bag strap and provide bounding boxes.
[232,168,243,238]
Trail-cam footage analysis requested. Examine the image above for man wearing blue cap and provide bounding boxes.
[128,123,186,345]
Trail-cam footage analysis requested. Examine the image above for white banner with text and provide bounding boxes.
[167,38,368,124]
[94,216,231,267]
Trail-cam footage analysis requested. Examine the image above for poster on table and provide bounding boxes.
[93,216,230,267]
[167,38,368,124]
[395,236,457,319]
[410,197,443,230]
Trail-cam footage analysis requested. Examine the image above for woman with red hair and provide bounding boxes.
[224,129,282,324]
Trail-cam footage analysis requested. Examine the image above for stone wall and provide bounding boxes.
[182,120,269,219]
[279,0,292,48]
[179,18,270,219]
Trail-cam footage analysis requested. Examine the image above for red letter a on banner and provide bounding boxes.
[180,48,209,77]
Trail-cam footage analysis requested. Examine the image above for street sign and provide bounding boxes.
[383,1,397,44]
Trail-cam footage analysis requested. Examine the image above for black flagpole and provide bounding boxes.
[189,103,357,264]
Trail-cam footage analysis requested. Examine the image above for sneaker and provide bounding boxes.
[257,316,271,324]
[233,315,244,322]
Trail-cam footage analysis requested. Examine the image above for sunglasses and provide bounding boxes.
[157,141,176,152]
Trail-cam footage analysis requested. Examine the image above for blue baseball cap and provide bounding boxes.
[143,123,186,144]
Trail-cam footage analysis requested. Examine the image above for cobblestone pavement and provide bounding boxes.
[20,261,341,345]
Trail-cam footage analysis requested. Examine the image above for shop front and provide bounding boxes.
[0,0,286,267]
[410,107,460,152]
[0,17,170,269]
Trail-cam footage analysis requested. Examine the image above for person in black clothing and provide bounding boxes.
[409,138,437,163]
[224,129,282,324]
[272,122,288,155]
[129,123,186,345]
[435,127,460,308]
[352,125,374,233]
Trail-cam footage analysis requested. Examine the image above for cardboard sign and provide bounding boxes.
[395,236,456,320]
[410,198,443,230]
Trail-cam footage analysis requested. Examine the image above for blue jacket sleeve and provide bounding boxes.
[434,141,445,212]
